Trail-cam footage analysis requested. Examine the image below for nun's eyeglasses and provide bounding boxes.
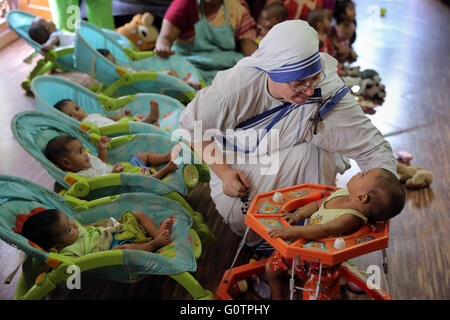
[286,72,323,93]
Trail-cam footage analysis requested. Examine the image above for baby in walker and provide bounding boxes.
[265,168,405,300]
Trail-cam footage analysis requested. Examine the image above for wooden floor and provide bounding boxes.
[0,0,449,300]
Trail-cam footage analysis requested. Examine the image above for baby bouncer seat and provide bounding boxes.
[77,19,205,88]
[73,21,198,104]
[31,75,185,135]
[6,10,130,93]
[0,174,214,300]
[11,110,214,243]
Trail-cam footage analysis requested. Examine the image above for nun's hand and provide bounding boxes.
[221,168,250,198]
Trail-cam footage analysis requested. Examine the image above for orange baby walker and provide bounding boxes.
[216,184,391,300]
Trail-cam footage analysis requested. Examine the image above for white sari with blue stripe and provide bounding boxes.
[179,53,396,246]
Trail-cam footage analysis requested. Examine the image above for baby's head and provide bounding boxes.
[347,168,405,222]
[257,3,288,37]
[45,135,91,172]
[333,0,356,24]
[21,209,79,251]
[307,8,331,33]
[97,48,116,63]
[29,17,56,44]
[54,99,87,122]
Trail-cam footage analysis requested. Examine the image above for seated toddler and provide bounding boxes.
[21,208,174,256]
[45,135,179,180]
[28,17,75,54]
[54,99,160,127]
[265,168,405,300]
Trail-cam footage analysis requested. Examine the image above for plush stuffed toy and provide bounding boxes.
[115,12,159,51]
[358,78,386,102]
[396,163,433,189]
[356,69,386,102]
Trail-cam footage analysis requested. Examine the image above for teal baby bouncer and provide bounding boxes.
[76,19,205,90]
[31,75,185,135]
[0,174,214,300]
[11,111,214,243]
[6,3,130,93]
[8,6,203,102]
[6,10,79,93]
[74,21,197,103]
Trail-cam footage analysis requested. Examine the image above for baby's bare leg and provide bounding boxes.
[136,151,171,167]
[133,211,173,238]
[116,230,171,252]
[133,211,159,238]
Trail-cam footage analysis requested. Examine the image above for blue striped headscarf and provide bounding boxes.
[237,20,322,82]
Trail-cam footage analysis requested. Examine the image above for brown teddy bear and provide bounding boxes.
[396,163,433,189]
[115,12,159,51]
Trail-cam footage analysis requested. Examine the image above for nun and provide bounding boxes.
[179,20,396,250]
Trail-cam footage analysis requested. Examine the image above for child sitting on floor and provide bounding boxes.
[97,49,202,90]
[54,99,160,127]
[21,208,174,256]
[307,8,334,56]
[256,3,288,43]
[45,135,179,180]
[28,17,75,54]
[265,168,405,300]
[330,0,358,63]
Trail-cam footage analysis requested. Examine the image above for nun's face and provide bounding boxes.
[267,73,321,105]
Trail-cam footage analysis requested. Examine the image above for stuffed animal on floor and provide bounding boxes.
[357,69,386,102]
[115,12,159,51]
[396,163,433,189]
[340,67,386,102]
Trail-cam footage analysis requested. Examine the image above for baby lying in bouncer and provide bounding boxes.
[54,99,160,127]
[45,135,179,180]
[21,208,174,256]
[28,17,75,54]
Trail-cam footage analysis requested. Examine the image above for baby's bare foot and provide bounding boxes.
[142,100,160,125]
[158,217,174,235]
[151,229,172,250]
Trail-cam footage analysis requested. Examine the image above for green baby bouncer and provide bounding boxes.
[6,0,122,93]
[0,175,214,300]
[11,110,214,244]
